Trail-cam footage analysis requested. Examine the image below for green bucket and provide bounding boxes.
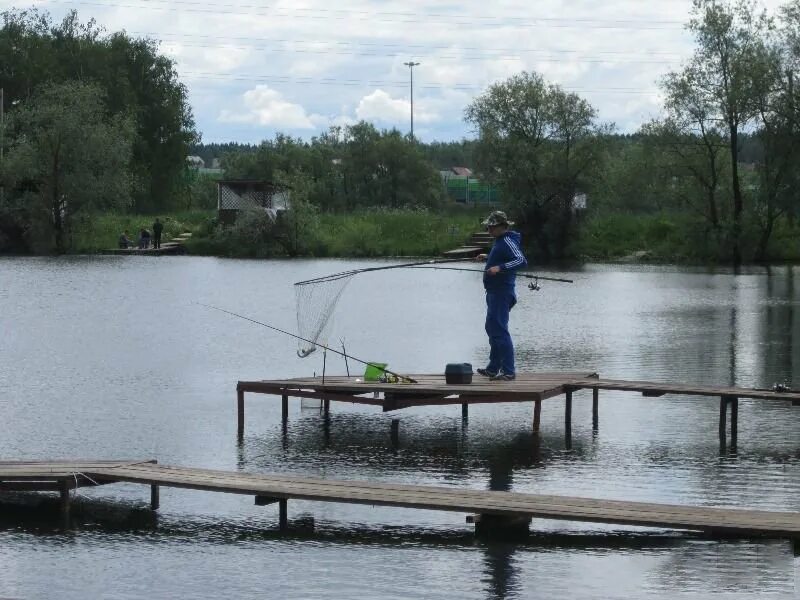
[364,362,388,381]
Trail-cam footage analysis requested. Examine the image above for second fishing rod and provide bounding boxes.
[196,302,417,383]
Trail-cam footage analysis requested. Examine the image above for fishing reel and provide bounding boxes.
[528,277,540,292]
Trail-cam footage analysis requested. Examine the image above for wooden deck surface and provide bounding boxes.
[239,372,598,404]
[568,378,800,402]
[1,460,799,537]
[239,372,800,404]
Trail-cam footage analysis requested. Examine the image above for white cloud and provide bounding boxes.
[219,85,323,129]
[355,89,438,125]
[12,0,792,141]
[355,89,409,123]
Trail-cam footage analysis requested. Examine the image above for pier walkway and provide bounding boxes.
[237,372,800,448]
[101,232,192,256]
[2,460,799,539]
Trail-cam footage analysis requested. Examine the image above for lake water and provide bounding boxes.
[0,256,798,599]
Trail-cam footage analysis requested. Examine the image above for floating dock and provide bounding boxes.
[2,460,799,539]
[237,371,800,449]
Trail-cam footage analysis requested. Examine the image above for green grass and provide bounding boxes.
[571,212,800,263]
[72,210,214,253]
[71,208,800,263]
[571,212,722,261]
[180,206,490,258]
[312,209,486,257]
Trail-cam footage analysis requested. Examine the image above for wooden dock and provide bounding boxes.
[100,232,192,256]
[236,372,800,448]
[2,460,799,539]
[442,230,493,258]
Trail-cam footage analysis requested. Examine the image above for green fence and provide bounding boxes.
[444,177,499,204]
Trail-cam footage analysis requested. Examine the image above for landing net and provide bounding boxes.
[293,259,472,359]
[294,270,355,357]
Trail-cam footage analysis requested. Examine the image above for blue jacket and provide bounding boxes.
[483,230,528,292]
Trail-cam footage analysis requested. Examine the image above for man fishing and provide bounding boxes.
[475,211,527,381]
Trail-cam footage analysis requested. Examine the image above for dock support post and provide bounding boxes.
[462,402,469,420]
[592,387,599,431]
[719,396,728,448]
[533,399,541,433]
[282,393,289,429]
[323,398,330,419]
[729,396,738,448]
[468,514,531,540]
[565,389,573,447]
[391,419,400,447]
[59,479,71,521]
[150,485,160,510]
[279,499,288,531]
[237,387,245,441]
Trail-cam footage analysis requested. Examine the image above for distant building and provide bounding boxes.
[572,192,587,211]
[450,166,473,177]
[186,155,205,169]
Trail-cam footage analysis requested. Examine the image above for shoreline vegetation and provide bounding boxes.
[2,3,799,265]
[65,208,800,264]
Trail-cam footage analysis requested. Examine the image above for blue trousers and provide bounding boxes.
[485,291,517,375]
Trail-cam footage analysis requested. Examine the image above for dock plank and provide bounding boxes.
[568,378,800,402]
[239,372,800,406]
[3,460,799,536]
[80,462,800,537]
[238,371,597,405]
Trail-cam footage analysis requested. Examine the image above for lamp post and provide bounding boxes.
[403,61,420,139]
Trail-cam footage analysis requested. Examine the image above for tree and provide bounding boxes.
[1,81,133,252]
[465,71,605,258]
[0,9,197,214]
[374,129,442,209]
[640,117,730,243]
[669,0,774,265]
[747,0,800,259]
[658,64,731,236]
[750,42,797,259]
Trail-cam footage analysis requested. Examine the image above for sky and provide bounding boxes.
[1,0,790,143]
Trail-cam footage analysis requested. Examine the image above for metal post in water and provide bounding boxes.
[237,387,245,441]
[340,339,350,377]
[322,347,327,384]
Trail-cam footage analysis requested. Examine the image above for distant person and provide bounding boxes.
[474,211,527,381]
[139,228,151,249]
[152,218,163,249]
[118,230,133,249]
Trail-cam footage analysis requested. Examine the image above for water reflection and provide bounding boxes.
[481,542,519,600]
[2,258,800,599]
[237,413,595,486]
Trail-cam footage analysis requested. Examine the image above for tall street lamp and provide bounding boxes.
[403,61,420,139]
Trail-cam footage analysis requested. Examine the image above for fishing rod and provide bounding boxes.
[408,265,574,284]
[195,302,417,383]
[294,257,474,286]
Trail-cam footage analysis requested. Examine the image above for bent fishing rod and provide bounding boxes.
[195,302,417,383]
[408,266,573,284]
[294,257,474,286]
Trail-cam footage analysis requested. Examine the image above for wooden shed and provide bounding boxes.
[217,180,290,225]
